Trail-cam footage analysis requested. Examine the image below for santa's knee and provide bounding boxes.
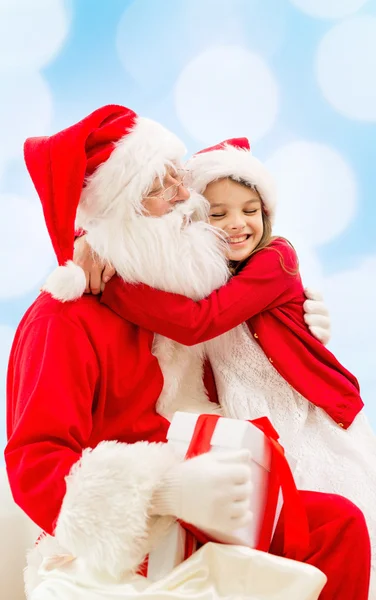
[329,493,367,522]
[327,493,370,547]
[301,490,370,548]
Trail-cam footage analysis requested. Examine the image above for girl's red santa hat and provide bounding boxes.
[185,137,277,222]
[24,104,186,300]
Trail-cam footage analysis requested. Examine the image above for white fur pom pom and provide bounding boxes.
[42,260,86,302]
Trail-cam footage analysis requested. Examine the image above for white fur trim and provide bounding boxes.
[76,116,186,230]
[185,145,277,222]
[54,441,178,580]
[42,261,86,302]
[153,336,223,420]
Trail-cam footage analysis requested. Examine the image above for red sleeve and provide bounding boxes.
[5,315,99,534]
[101,240,300,346]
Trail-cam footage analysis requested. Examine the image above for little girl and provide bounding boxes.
[90,137,376,595]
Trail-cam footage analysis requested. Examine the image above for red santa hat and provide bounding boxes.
[24,104,186,268]
[185,137,277,222]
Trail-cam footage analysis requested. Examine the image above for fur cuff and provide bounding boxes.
[54,441,178,579]
[42,261,86,302]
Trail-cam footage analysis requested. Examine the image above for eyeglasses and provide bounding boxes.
[143,170,190,203]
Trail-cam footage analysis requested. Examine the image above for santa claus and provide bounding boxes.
[5,105,370,599]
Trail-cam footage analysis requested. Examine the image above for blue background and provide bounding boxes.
[1,0,375,458]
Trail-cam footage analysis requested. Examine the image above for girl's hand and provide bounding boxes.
[303,287,331,345]
[73,236,115,294]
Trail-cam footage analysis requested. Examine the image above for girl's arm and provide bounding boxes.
[101,239,300,346]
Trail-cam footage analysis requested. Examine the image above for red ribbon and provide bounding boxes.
[138,555,149,578]
[180,414,310,560]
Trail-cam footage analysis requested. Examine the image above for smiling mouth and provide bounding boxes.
[228,234,251,245]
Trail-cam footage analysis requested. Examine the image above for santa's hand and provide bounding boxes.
[303,287,331,346]
[73,235,116,294]
[151,450,253,534]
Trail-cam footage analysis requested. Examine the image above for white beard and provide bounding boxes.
[87,193,229,300]
[87,192,230,419]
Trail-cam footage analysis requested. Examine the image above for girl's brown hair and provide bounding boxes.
[228,177,298,276]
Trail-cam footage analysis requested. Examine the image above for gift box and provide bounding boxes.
[147,412,308,582]
[168,411,276,548]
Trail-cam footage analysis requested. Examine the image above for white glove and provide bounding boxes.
[151,450,253,535]
[303,287,331,345]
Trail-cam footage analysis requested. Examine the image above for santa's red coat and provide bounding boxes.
[5,292,177,576]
